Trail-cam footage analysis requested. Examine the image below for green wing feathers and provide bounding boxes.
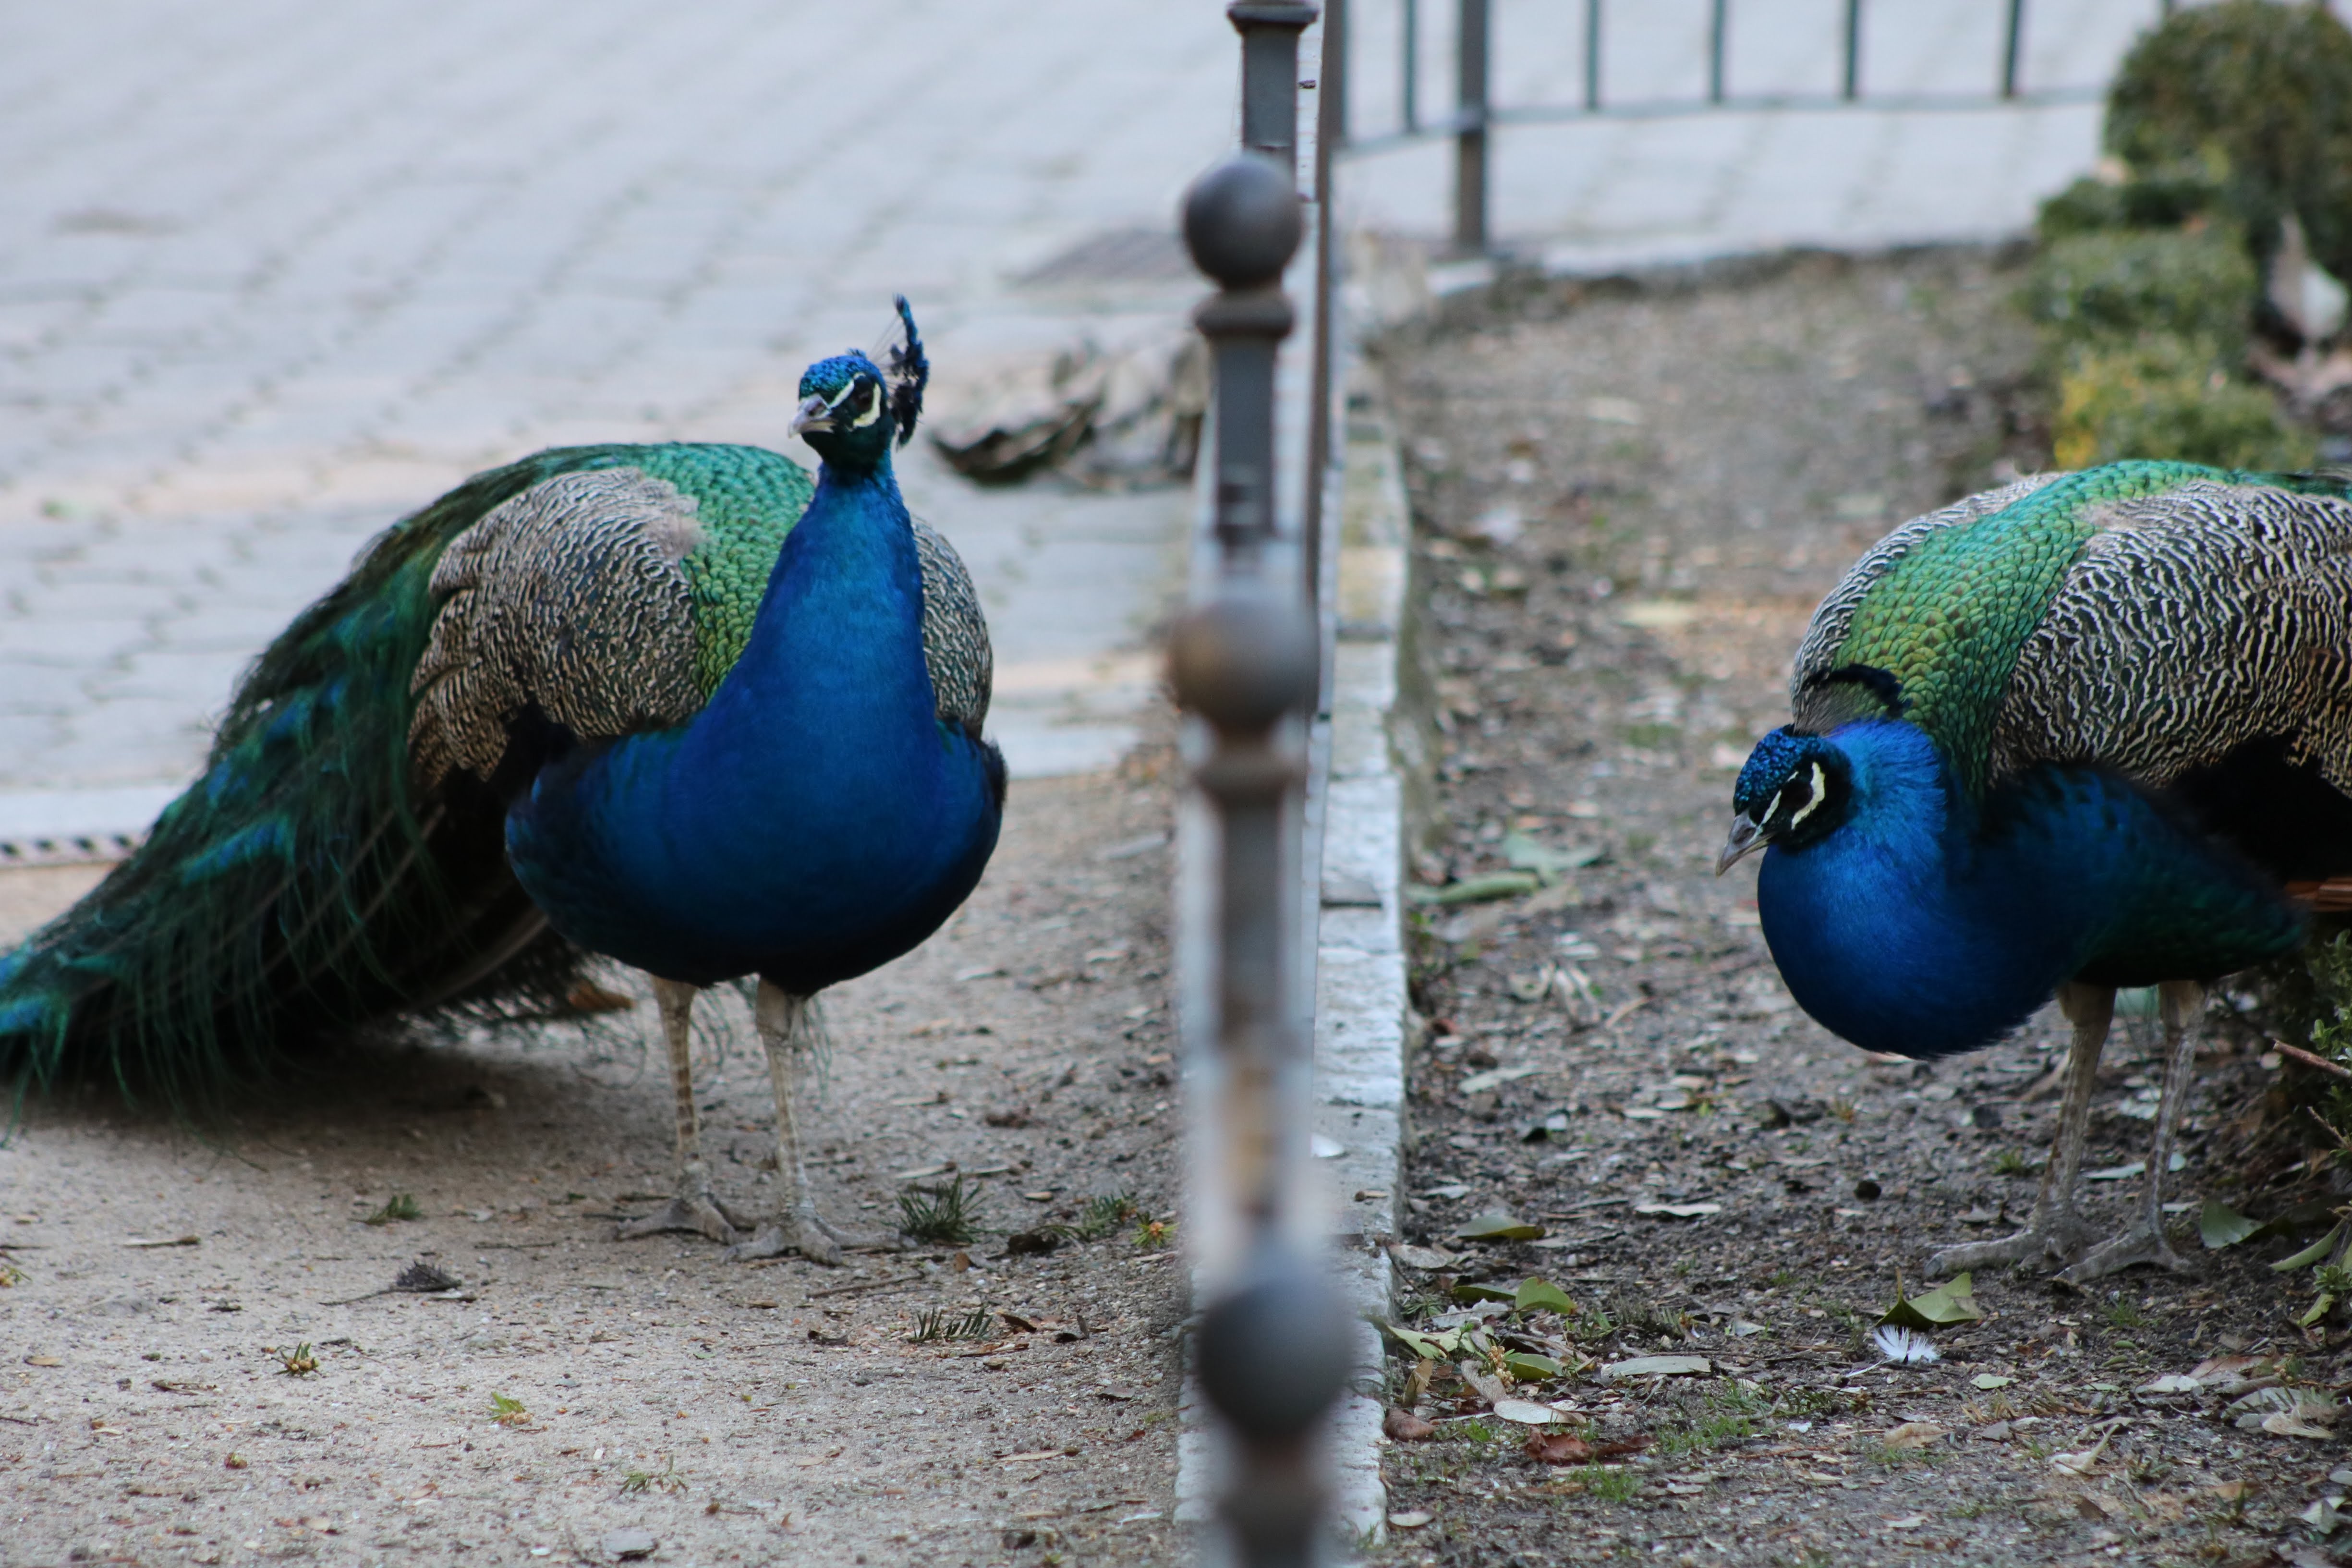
[1793,460,2352,798]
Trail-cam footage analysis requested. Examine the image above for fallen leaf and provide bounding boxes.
[1502,1351,1564,1382]
[1456,1213,1546,1242]
[1386,1510,1434,1530]
[1598,1355,1709,1380]
[2271,1222,2346,1273]
[1459,1365,1511,1409]
[1883,1515,1928,1530]
[2137,1374,2202,1394]
[23,1356,61,1368]
[2262,1413,2336,1439]
[2185,1354,2267,1386]
[1972,1374,2013,1391]
[1383,1409,1437,1441]
[1491,1398,1559,1425]
[1881,1422,1946,1451]
[1524,1430,1649,1465]
[1880,1272,1981,1329]
[1458,1064,1544,1095]
[121,1236,200,1249]
[2199,1198,2261,1250]
[602,1528,658,1561]
[1388,1244,1458,1271]
[1632,1202,1722,1219]
[1409,872,1542,907]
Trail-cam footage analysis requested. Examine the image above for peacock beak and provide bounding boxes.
[791,394,837,436]
[1716,813,1765,876]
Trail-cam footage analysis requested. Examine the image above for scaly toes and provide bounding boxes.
[2056,1225,2192,1286]
[1928,1227,2065,1275]
[614,1194,742,1247]
[725,1217,845,1267]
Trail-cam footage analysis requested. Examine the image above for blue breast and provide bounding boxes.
[1756,720,2299,1061]
[502,467,1004,990]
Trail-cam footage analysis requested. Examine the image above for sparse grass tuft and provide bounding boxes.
[620,1458,688,1495]
[897,1176,980,1245]
[1989,1147,2035,1177]
[2105,1298,2151,1330]
[490,1392,530,1426]
[277,1342,318,1376]
[1053,1192,1139,1243]
[909,1307,994,1344]
[1132,1217,1174,1250]
[1578,1464,1641,1503]
[364,1193,422,1226]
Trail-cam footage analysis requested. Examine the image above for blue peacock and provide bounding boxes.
[0,298,1003,1265]
[1722,460,2352,1283]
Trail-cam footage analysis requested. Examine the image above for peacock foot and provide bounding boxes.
[722,1209,901,1267]
[2055,1222,2194,1286]
[1927,1217,2090,1276]
[614,1185,750,1246]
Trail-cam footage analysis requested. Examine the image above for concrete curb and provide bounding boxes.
[1313,369,1417,1548]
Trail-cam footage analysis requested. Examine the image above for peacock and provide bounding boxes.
[0,298,1004,1266]
[1720,459,2352,1283]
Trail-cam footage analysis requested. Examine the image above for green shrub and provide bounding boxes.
[2036,171,2229,246]
[2106,0,2352,281]
[2024,229,2255,365]
[2052,338,2314,471]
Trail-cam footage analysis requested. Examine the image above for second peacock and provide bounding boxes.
[0,299,1003,1266]
[1722,459,2352,1284]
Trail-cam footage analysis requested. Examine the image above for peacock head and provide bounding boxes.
[1717,727,1852,874]
[792,296,930,470]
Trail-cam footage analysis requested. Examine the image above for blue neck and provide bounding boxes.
[1755,719,2303,1060]
[1756,721,2084,1058]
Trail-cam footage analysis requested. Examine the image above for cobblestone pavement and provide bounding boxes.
[1341,0,2161,267]
[0,0,1234,825]
[0,0,2171,834]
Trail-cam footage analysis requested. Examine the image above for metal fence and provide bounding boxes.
[1173,4,1355,1564]
[1334,0,2180,253]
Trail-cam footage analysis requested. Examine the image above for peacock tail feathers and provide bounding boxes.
[1793,460,2352,798]
[0,441,826,1113]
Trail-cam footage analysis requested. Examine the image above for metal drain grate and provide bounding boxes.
[1015,227,1195,288]
[0,784,182,867]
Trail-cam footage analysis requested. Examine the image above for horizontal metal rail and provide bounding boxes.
[1337,0,2165,251]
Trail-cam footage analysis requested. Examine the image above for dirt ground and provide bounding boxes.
[1,752,1188,1568]
[1369,249,2352,1566]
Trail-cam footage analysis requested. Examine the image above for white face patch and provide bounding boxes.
[1785,761,1830,829]
[848,378,885,429]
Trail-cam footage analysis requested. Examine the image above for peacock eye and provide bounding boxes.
[848,377,885,429]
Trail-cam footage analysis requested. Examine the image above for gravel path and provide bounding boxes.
[2,751,1186,1568]
[1368,249,2352,1566]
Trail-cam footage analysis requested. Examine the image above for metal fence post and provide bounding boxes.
[1454,0,1490,254]
[1841,0,1863,100]
[1175,153,1351,1568]
[2000,0,2027,98]
[1231,3,1320,167]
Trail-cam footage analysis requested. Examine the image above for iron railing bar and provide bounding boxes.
[2001,0,2027,99]
[1334,80,2108,155]
[1709,0,1728,105]
[1455,0,1490,254]
[1842,0,1863,101]
[1584,0,1603,111]
[1402,0,1419,135]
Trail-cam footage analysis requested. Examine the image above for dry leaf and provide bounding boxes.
[1524,1430,1649,1465]
[1881,1422,1945,1451]
[1387,1510,1434,1530]
[1383,1409,1437,1442]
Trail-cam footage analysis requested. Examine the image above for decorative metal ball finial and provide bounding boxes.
[1195,1260,1355,1441]
[1167,588,1320,735]
[1182,154,1303,290]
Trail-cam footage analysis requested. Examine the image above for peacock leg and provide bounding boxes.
[1927,982,2111,1275]
[2058,980,2202,1285]
[725,982,897,1265]
[615,977,751,1245]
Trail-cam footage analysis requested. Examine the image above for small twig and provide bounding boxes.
[2307,1106,2352,1152]
[2274,1041,2352,1081]
[802,1271,925,1301]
